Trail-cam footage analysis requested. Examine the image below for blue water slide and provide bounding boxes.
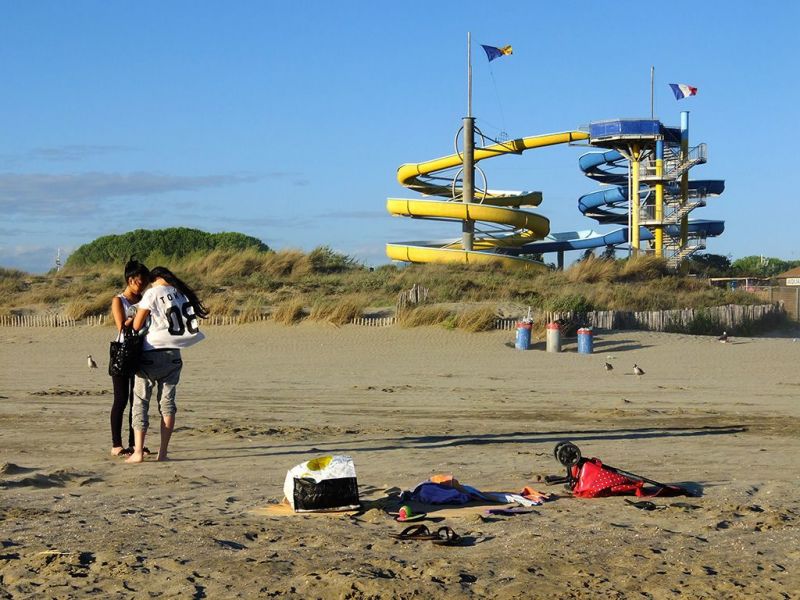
[508,147,725,254]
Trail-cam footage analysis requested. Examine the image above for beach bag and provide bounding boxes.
[570,458,643,498]
[283,455,359,512]
[108,328,144,377]
[569,458,691,498]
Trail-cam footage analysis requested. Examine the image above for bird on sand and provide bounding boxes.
[604,362,614,371]
[87,355,97,369]
[633,364,645,377]
[718,331,728,343]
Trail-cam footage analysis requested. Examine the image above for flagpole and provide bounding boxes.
[650,66,654,119]
[462,32,475,251]
[467,32,472,118]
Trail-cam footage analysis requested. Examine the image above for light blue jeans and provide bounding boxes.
[132,349,182,431]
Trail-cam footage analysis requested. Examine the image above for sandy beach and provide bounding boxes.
[1,323,799,598]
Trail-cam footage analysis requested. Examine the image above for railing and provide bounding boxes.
[639,143,707,181]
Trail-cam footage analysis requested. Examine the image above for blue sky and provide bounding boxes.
[2,2,798,273]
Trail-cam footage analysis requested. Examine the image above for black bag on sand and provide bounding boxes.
[108,328,143,377]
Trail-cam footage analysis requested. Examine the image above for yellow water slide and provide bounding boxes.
[386,131,589,268]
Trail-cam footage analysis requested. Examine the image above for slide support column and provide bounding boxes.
[630,144,641,255]
[654,139,664,257]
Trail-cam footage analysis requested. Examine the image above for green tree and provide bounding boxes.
[687,253,732,277]
[66,228,269,267]
[731,255,796,277]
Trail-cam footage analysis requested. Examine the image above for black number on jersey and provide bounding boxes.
[166,302,199,336]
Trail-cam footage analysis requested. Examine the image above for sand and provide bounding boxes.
[1,323,799,598]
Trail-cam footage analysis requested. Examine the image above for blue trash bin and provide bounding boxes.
[515,321,532,350]
[577,327,593,354]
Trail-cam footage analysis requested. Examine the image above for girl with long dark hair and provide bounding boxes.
[126,266,208,463]
[109,259,150,456]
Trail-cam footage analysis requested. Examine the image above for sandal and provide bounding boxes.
[432,526,464,546]
[142,447,152,456]
[390,524,437,540]
[112,447,132,457]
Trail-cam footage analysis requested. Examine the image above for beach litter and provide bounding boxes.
[282,455,360,512]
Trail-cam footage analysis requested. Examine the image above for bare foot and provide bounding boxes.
[125,452,144,464]
[111,447,127,456]
[156,453,169,462]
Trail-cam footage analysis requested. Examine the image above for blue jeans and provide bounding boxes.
[132,349,182,431]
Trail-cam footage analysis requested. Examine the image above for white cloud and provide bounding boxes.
[0,172,260,216]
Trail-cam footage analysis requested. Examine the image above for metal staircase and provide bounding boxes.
[665,233,707,269]
[639,143,707,182]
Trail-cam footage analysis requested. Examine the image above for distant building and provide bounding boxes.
[774,266,800,287]
[708,277,768,292]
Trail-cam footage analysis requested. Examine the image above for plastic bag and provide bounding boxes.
[283,455,359,512]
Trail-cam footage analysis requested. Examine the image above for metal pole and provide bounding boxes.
[680,111,690,252]
[627,162,632,257]
[462,32,474,252]
[467,32,472,117]
[631,144,641,255]
[462,116,475,251]
[650,66,654,119]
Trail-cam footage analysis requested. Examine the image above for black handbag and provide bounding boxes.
[108,328,144,377]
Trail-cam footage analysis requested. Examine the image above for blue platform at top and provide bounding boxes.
[590,119,663,141]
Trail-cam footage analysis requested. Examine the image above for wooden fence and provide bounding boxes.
[0,303,783,332]
[540,303,783,332]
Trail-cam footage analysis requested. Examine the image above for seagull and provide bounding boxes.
[718,331,728,343]
[633,364,645,377]
[604,362,614,371]
[87,355,97,369]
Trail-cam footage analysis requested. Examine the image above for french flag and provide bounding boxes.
[669,83,698,100]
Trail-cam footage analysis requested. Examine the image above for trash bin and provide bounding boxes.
[546,322,561,353]
[577,327,594,354]
[515,321,532,350]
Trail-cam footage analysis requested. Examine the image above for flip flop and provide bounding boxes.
[390,524,437,541]
[432,526,464,546]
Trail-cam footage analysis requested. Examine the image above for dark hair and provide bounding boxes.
[150,266,209,319]
[124,258,150,284]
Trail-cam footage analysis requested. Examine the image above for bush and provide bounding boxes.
[545,293,593,313]
[307,246,361,274]
[272,298,306,325]
[66,228,269,267]
[396,305,455,328]
[619,256,668,281]
[565,256,617,283]
[456,306,497,332]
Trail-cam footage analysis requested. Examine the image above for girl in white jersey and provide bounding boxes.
[109,259,150,457]
[126,266,208,464]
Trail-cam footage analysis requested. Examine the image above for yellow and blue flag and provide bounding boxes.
[481,44,513,62]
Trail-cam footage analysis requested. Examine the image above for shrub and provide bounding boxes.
[619,255,668,281]
[63,296,108,319]
[272,298,306,325]
[396,305,455,327]
[545,293,593,313]
[565,256,617,283]
[456,306,497,332]
[307,246,361,274]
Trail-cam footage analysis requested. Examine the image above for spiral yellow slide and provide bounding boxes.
[386,131,589,269]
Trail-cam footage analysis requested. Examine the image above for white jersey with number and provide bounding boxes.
[138,284,205,350]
